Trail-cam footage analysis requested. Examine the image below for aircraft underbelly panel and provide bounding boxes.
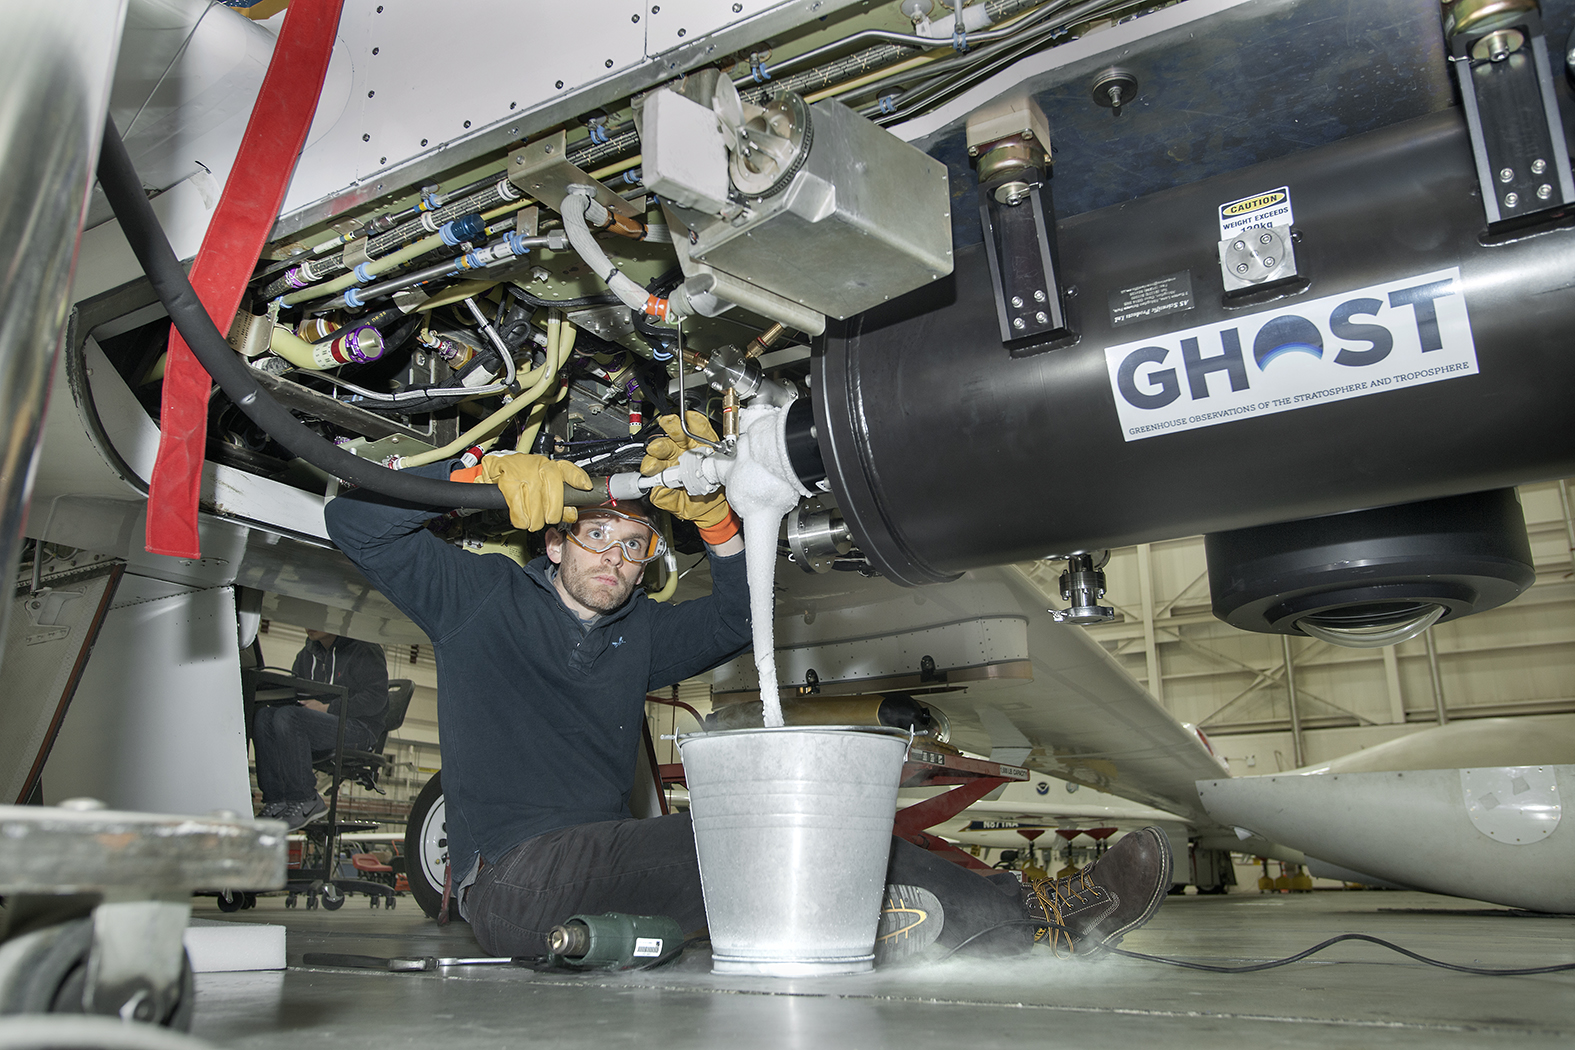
[1198,767,1575,913]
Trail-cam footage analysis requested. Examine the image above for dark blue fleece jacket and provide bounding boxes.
[324,467,752,883]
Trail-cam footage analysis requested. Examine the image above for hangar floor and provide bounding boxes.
[188,890,1574,1049]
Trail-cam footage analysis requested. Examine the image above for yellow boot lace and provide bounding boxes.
[1029,867,1099,957]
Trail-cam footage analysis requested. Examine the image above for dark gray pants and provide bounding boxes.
[465,813,1032,959]
[252,704,376,803]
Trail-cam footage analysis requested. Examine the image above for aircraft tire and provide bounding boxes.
[405,771,461,922]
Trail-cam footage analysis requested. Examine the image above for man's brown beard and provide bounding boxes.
[557,557,638,614]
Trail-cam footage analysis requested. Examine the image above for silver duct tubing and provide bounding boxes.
[813,109,1575,585]
[0,1,128,658]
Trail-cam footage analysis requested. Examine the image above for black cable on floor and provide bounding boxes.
[936,920,1575,975]
[1108,933,1575,976]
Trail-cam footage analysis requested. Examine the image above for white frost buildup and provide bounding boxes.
[723,405,811,728]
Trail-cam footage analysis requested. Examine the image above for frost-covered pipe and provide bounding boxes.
[715,403,816,727]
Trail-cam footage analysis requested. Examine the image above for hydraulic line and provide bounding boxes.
[268,324,385,371]
[98,119,510,512]
[309,163,548,255]
[277,230,443,305]
[647,551,680,602]
[863,0,1136,124]
[510,287,621,310]
[395,313,576,469]
[264,192,519,300]
[803,51,946,104]
[513,370,572,454]
[461,295,517,389]
[306,125,643,259]
[569,127,640,170]
[736,0,1045,102]
[318,233,561,310]
[269,152,642,300]
[417,279,504,313]
[267,4,1071,306]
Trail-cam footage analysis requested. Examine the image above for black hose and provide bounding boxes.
[96,118,508,513]
[509,287,622,310]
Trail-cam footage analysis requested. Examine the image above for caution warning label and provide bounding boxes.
[1219,186,1294,238]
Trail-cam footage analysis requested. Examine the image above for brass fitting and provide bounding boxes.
[1443,0,1538,40]
[722,388,741,440]
[744,322,786,360]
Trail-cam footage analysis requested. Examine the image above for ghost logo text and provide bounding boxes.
[1104,269,1477,442]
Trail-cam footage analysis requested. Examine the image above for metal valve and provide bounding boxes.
[787,496,854,572]
[1049,550,1115,625]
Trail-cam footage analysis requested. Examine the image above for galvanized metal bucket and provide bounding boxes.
[678,725,910,977]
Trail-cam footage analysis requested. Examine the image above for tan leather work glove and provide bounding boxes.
[476,452,592,532]
[641,412,739,542]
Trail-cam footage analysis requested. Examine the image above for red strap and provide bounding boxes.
[145,2,346,558]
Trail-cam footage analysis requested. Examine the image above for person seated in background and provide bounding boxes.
[253,629,389,830]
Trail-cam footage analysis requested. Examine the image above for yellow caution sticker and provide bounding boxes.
[1219,186,1293,238]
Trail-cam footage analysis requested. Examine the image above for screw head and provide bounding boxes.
[1259,232,1272,244]
[605,58,614,67]
[734,1,743,9]
[1033,289,1046,302]
[1012,317,1026,330]
[1538,183,1553,200]
[555,80,564,89]
[1262,256,1275,267]
[1010,295,1024,308]
[632,13,639,21]
[1233,239,1245,250]
[362,133,370,142]
[677,27,686,36]
[1035,311,1049,324]
[1505,192,1520,207]
[1236,263,1249,274]
[1532,158,1548,174]
[1499,167,1514,183]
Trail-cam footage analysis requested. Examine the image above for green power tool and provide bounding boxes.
[545,912,686,970]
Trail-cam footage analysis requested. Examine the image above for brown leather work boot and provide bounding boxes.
[1025,826,1172,956]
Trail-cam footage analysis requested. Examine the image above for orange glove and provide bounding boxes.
[640,412,740,543]
[451,453,591,532]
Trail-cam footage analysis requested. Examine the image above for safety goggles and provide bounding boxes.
[563,510,667,565]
